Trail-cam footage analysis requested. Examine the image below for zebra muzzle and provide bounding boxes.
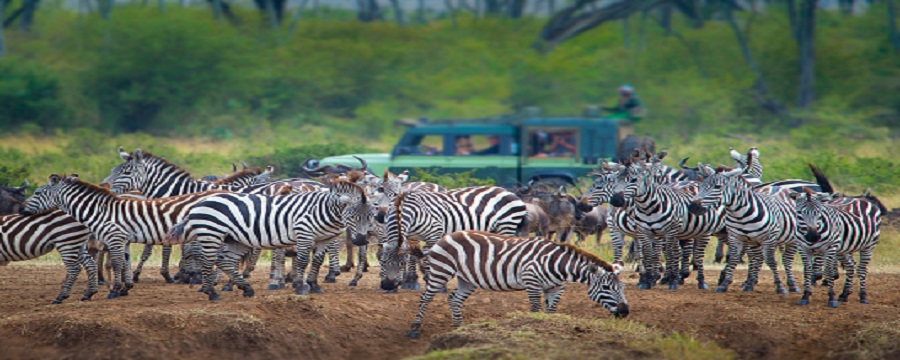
[614,303,629,318]
[687,201,706,215]
[805,230,821,245]
[352,234,368,247]
[610,193,626,208]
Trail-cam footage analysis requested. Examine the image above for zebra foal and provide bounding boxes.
[405,230,628,339]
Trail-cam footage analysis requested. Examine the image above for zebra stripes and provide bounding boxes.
[166,179,369,300]
[690,164,802,294]
[380,186,528,292]
[790,171,884,307]
[405,230,627,339]
[1,210,99,304]
[22,174,224,299]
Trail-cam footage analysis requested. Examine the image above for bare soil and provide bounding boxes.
[1,264,899,360]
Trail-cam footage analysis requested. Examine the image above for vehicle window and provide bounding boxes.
[528,129,578,158]
[454,135,474,155]
[470,135,502,156]
[396,135,443,156]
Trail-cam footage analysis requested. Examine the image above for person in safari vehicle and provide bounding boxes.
[603,85,645,121]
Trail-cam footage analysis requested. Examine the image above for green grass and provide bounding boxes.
[407,312,736,360]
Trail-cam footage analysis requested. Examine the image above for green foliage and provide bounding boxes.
[412,168,495,189]
[0,57,66,129]
[249,144,376,179]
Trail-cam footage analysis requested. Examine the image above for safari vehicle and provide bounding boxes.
[319,109,654,188]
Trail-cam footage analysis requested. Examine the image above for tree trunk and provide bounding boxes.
[839,0,854,14]
[287,0,309,36]
[890,0,899,52]
[158,0,165,13]
[20,0,39,31]
[445,0,458,27]
[265,0,280,27]
[389,0,405,25]
[537,0,662,51]
[417,0,426,23]
[787,0,799,42]
[547,0,555,14]
[358,0,382,22]
[484,0,502,15]
[99,0,113,21]
[0,0,5,58]
[660,2,672,35]
[722,0,786,116]
[509,0,526,18]
[796,0,816,108]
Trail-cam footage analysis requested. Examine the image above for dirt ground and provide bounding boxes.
[1,263,899,360]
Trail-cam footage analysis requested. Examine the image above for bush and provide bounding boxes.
[0,57,66,130]
[412,168,495,189]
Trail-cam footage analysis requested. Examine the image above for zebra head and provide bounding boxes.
[689,164,743,215]
[381,170,410,202]
[582,163,630,207]
[587,261,628,318]
[22,175,68,215]
[379,203,408,292]
[102,147,148,195]
[329,179,370,247]
[613,162,653,208]
[790,187,832,248]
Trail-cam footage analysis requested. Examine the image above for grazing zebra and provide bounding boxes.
[405,230,628,339]
[22,174,225,299]
[380,186,528,292]
[166,179,369,300]
[1,210,99,304]
[689,162,803,294]
[614,159,725,291]
[790,168,884,307]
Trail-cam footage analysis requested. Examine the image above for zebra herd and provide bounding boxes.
[0,144,886,338]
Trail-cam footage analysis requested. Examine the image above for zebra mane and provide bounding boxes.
[714,165,735,173]
[807,163,835,194]
[211,168,262,185]
[331,179,367,204]
[139,151,198,180]
[63,177,120,202]
[862,193,889,216]
[345,170,366,183]
[394,191,411,248]
[558,243,613,272]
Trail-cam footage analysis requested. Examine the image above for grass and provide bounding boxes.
[831,320,900,359]
[407,311,736,360]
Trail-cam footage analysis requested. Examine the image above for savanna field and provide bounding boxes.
[2,2,900,360]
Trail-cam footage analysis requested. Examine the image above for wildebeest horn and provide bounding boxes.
[352,156,368,172]
[679,157,699,171]
[15,179,29,192]
[232,163,237,173]
[240,161,249,170]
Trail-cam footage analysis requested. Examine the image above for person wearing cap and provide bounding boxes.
[603,85,644,121]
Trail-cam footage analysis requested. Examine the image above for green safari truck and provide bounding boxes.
[319,113,652,188]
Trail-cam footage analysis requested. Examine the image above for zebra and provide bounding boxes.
[613,158,725,291]
[789,167,884,307]
[379,186,528,292]
[22,174,225,299]
[689,162,803,294]
[1,210,99,304]
[165,179,370,301]
[404,230,628,339]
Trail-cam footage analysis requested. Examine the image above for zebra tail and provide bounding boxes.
[165,221,187,245]
[807,163,835,194]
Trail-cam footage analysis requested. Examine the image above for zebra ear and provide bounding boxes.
[398,170,410,182]
[723,168,743,177]
[118,146,131,161]
[48,174,62,185]
[133,149,144,163]
[612,261,624,275]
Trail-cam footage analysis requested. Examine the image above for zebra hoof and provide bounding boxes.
[797,299,809,306]
[340,265,352,272]
[107,292,119,300]
[98,279,106,286]
[383,289,398,294]
[828,301,839,308]
[51,298,65,305]
[266,283,283,291]
[406,331,420,339]
[221,285,233,292]
[163,274,174,284]
[715,286,728,293]
[698,283,709,290]
[243,289,255,298]
[295,284,310,295]
[668,284,678,291]
[776,288,788,295]
[838,296,848,303]
[638,283,651,290]
[860,299,870,305]
[208,293,221,301]
[324,275,337,283]
[348,281,358,287]
[119,289,129,296]
[742,285,754,292]
[790,287,801,293]
[269,273,275,279]
[132,273,141,283]
[401,282,420,290]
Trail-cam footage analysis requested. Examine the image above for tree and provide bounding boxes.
[797,0,817,108]
[0,0,5,58]
[389,0,405,25]
[890,0,899,52]
[253,0,286,27]
[357,0,383,22]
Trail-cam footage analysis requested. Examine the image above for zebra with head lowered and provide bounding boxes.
[380,186,528,292]
[22,174,225,299]
[789,165,885,308]
[1,210,99,304]
[166,179,370,301]
[405,230,628,339]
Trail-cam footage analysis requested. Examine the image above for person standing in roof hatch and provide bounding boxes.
[603,85,645,122]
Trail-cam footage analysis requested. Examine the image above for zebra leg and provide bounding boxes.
[306,241,330,294]
[857,248,873,304]
[293,240,313,295]
[199,239,222,301]
[447,279,477,327]
[157,245,173,283]
[838,254,857,302]
[824,250,840,308]
[764,243,787,294]
[219,243,255,298]
[665,236,681,290]
[267,248,286,290]
[812,254,825,286]
[401,253,420,290]
[406,267,452,339]
[324,238,340,283]
[349,244,367,287]
[798,248,814,305]
[241,248,261,279]
[341,232,354,272]
[716,236,742,293]
[678,239,692,286]
[79,249,99,301]
[782,243,800,293]
[637,234,655,290]
[133,244,153,283]
[53,247,83,304]
[543,285,566,313]
[742,244,764,292]
[105,239,129,299]
[692,236,710,290]
[95,249,106,286]
[714,236,726,263]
